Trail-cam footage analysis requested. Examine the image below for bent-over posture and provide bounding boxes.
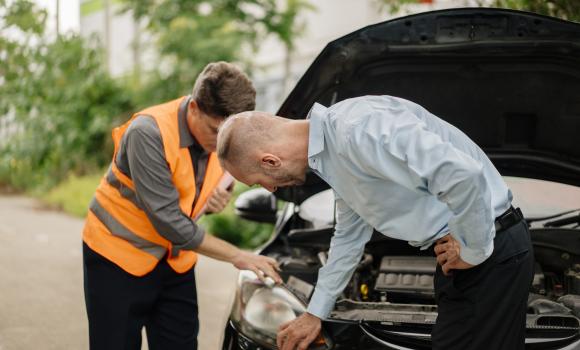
[217,95,533,350]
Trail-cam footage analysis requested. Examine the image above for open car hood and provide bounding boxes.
[275,8,580,203]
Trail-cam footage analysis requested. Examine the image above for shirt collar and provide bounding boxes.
[307,103,327,160]
[178,95,198,148]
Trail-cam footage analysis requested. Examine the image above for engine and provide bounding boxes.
[269,242,580,331]
[374,256,436,300]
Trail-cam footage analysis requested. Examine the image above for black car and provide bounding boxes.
[222,7,580,350]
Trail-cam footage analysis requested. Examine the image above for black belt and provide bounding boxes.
[494,206,524,232]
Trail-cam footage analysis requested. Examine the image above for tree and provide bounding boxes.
[120,0,314,107]
[0,0,133,190]
[490,0,580,22]
[374,0,580,22]
[373,0,433,15]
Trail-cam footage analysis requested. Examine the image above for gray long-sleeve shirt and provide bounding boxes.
[115,96,207,255]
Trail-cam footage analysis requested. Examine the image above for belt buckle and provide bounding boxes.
[496,207,516,232]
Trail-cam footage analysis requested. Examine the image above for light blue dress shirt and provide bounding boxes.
[306,95,512,319]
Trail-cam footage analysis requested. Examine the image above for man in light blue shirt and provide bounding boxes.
[217,95,533,350]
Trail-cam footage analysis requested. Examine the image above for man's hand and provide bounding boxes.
[195,234,282,284]
[434,234,475,276]
[205,187,232,214]
[277,313,321,350]
[231,250,282,284]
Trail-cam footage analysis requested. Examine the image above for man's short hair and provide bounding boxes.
[217,112,285,172]
[192,62,256,118]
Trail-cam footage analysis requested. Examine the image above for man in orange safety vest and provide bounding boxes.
[82,61,281,350]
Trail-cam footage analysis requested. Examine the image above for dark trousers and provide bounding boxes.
[83,243,199,350]
[432,219,534,350]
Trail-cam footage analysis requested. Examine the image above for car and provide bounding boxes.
[222,7,580,350]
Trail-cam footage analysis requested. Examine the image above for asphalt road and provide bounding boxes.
[0,195,239,350]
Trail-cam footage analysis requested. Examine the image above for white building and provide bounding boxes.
[79,0,153,78]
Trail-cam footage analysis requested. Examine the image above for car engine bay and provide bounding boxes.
[264,203,580,334]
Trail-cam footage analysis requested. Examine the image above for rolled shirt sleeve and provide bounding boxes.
[122,116,205,256]
[345,107,495,266]
[307,192,374,319]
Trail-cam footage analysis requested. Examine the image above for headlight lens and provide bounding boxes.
[245,288,297,333]
[231,271,306,347]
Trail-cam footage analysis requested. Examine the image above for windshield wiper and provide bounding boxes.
[525,208,580,227]
[544,214,580,228]
[526,208,580,224]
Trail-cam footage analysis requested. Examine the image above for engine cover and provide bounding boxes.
[374,256,437,298]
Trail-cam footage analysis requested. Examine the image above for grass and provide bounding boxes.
[198,182,275,249]
[40,172,274,248]
[41,173,103,217]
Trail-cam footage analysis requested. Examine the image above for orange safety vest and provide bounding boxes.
[82,97,224,276]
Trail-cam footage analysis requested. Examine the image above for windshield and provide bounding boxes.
[505,177,580,219]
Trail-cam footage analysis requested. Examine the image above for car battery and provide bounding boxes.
[374,256,437,298]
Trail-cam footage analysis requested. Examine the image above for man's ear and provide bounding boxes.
[188,99,200,114]
[260,154,281,169]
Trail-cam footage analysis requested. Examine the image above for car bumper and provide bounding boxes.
[221,319,433,350]
[223,319,580,350]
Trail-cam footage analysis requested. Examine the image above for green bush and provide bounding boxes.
[0,1,133,192]
[198,183,274,249]
[0,33,133,191]
[42,173,103,217]
[200,213,274,249]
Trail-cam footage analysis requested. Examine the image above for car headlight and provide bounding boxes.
[230,270,307,347]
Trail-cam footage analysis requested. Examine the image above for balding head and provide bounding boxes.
[217,111,310,192]
[217,111,289,171]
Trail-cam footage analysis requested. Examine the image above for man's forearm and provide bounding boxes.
[307,196,375,318]
[194,233,241,264]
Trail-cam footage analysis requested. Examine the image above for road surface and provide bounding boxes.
[0,195,238,350]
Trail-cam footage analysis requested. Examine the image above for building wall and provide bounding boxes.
[80,0,153,78]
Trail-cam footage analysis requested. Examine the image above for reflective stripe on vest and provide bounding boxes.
[89,197,166,260]
[105,166,143,210]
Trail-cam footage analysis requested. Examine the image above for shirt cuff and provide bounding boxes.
[459,238,494,265]
[171,226,206,257]
[306,287,336,319]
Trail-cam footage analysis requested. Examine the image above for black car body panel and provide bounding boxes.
[223,8,580,350]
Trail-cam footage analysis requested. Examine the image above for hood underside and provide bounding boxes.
[277,7,580,197]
